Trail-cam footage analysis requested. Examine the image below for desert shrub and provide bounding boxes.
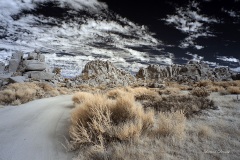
[158,87,180,95]
[213,81,237,88]
[132,87,160,101]
[156,111,186,139]
[227,86,240,94]
[207,86,225,92]
[190,87,210,97]
[70,92,155,150]
[198,125,214,138]
[196,80,212,87]
[106,88,129,99]
[142,95,214,117]
[72,92,95,105]
[0,89,16,104]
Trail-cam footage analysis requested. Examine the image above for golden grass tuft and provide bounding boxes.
[198,125,214,138]
[227,86,240,94]
[72,92,95,105]
[132,87,160,101]
[156,111,186,139]
[158,87,180,95]
[207,86,225,92]
[196,80,212,87]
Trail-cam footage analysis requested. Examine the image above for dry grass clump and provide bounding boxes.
[158,87,180,95]
[0,82,66,105]
[143,95,214,117]
[70,92,155,150]
[226,86,240,94]
[166,81,191,90]
[196,80,212,87]
[156,111,186,139]
[207,85,225,92]
[132,87,160,101]
[106,87,160,101]
[190,87,210,97]
[198,125,214,138]
[72,92,95,105]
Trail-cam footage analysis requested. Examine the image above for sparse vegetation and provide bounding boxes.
[69,86,222,159]
[0,82,71,105]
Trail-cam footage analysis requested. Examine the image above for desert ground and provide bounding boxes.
[0,81,240,160]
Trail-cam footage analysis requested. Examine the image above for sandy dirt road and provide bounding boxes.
[0,95,75,160]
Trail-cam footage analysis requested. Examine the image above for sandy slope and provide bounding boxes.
[0,95,75,160]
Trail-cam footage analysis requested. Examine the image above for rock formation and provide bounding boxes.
[136,61,235,83]
[0,51,54,87]
[76,60,135,87]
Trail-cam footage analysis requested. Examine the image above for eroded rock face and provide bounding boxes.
[79,60,135,86]
[136,62,234,82]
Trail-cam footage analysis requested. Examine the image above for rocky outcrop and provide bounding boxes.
[77,60,135,87]
[0,51,55,87]
[136,61,235,83]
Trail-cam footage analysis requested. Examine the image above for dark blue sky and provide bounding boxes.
[101,0,240,67]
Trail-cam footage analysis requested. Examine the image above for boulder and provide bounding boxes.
[12,52,24,62]
[9,59,20,72]
[9,76,26,83]
[25,61,47,71]
[0,62,5,73]
[30,71,54,80]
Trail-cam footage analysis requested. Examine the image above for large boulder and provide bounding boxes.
[30,71,54,80]
[24,60,47,71]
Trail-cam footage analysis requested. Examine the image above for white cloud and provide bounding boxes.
[163,1,218,49]
[217,56,239,63]
[186,52,204,62]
